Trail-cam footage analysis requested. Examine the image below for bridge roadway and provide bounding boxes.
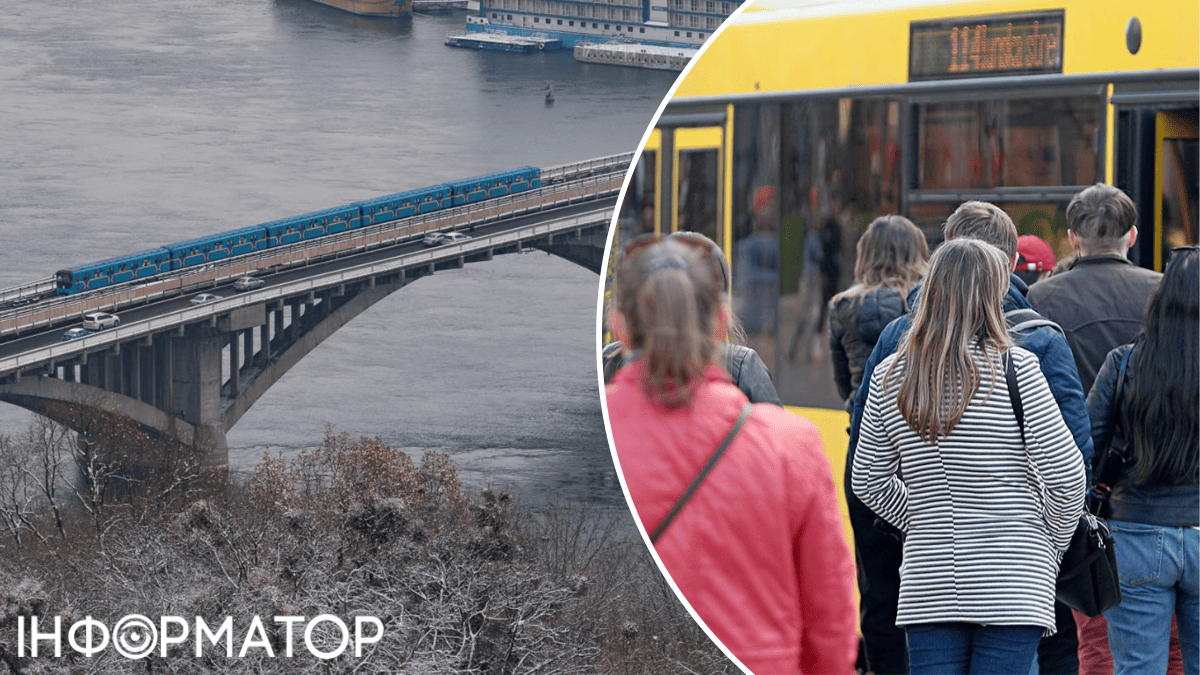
[0,156,623,467]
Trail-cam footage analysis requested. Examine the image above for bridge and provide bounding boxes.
[0,155,627,468]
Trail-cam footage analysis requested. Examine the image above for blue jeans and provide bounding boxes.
[1105,521,1199,675]
[906,623,1043,674]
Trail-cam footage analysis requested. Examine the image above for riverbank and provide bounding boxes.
[0,427,733,673]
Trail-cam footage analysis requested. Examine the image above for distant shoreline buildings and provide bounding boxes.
[464,0,737,48]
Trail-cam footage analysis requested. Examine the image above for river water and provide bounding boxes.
[0,0,678,506]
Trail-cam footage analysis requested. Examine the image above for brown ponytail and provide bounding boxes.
[617,238,723,407]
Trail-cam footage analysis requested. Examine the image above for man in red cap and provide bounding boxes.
[1015,234,1056,286]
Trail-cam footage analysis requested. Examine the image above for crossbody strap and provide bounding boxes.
[1094,347,1132,489]
[650,402,753,545]
[1004,351,1025,442]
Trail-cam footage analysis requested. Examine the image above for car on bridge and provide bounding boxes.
[233,276,265,292]
[62,327,94,341]
[82,312,120,330]
[424,231,471,247]
[190,293,222,305]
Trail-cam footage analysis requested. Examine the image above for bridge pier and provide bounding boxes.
[171,325,228,468]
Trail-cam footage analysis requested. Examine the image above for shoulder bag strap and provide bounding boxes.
[1094,347,1132,489]
[1004,351,1025,443]
[650,402,753,545]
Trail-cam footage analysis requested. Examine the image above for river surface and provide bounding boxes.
[0,0,678,506]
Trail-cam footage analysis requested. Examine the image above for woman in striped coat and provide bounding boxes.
[852,238,1086,674]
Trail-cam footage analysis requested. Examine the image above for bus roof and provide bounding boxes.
[677,0,1198,98]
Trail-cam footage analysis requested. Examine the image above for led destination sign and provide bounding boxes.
[910,11,1064,81]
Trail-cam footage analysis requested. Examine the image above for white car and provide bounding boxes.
[190,293,222,305]
[81,312,120,330]
[233,276,265,292]
[422,231,470,246]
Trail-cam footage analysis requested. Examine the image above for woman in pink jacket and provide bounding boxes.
[604,235,858,675]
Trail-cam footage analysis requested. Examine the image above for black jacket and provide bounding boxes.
[1027,254,1162,395]
[828,287,908,412]
[1088,344,1198,527]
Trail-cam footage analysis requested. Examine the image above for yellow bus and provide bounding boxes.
[607,0,1198,552]
[612,0,1197,471]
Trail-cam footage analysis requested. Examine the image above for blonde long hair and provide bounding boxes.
[886,238,1015,442]
[833,215,929,306]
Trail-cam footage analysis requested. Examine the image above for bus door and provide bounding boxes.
[671,126,725,247]
[1154,110,1198,269]
[653,108,731,253]
[1113,80,1198,271]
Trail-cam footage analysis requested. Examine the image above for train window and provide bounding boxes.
[916,95,1104,190]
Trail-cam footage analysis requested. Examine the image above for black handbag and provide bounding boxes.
[1004,353,1122,617]
[1055,513,1122,616]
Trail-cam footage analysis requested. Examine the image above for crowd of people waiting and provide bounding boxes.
[602,183,1197,675]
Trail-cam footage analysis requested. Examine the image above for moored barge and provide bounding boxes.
[308,0,412,17]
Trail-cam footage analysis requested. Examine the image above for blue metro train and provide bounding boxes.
[54,167,542,295]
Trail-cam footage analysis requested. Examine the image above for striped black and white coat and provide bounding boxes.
[852,346,1086,633]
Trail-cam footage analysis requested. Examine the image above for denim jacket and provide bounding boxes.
[847,275,1094,490]
[1088,344,1199,527]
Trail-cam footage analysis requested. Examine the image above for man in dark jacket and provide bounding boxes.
[1027,184,1162,395]
[847,201,1093,675]
[1026,185,1166,674]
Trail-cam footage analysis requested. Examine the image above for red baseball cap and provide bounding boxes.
[1017,234,1056,272]
[754,186,777,213]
